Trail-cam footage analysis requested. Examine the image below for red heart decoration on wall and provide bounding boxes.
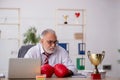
[75,12,80,18]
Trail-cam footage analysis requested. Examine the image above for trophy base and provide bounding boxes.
[64,22,68,24]
[91,73,101,79]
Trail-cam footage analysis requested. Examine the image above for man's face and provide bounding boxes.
[41,32,58,54]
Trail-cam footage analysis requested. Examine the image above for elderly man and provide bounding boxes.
[24,28,77,77]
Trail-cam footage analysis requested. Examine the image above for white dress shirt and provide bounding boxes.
[24,43,77,74]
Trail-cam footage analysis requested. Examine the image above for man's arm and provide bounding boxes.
[60,48,77,75]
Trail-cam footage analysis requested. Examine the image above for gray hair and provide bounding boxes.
[41,29,56,39]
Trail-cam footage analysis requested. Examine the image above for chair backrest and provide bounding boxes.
[18,45,34,58]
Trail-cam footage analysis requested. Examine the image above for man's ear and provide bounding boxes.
[40,39,43,43]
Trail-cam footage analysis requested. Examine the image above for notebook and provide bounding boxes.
[8,58,41,79]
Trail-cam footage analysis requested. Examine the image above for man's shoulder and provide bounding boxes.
[57,45,66,51]
[56,45,68,54]
[24,43,41,58]
[30,43,41,50]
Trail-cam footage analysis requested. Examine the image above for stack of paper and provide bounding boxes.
[72,73,87,78]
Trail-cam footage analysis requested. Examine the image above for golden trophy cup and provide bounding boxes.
[87,51,105,79]
[63,15,68,24]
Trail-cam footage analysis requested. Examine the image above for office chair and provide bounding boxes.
[18,45,34,58]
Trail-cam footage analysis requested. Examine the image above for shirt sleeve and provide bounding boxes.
[60,47,78,74]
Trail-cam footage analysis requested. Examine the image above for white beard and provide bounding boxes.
[45,47,56,54]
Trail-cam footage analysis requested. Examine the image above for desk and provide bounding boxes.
[0,77,120,80]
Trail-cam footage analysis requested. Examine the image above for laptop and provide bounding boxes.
[8,58,41,79]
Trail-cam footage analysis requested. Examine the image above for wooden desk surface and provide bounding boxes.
[1,77,120,80]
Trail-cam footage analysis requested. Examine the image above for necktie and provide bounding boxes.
[43,52,50,64]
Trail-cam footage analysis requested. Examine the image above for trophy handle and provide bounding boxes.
[87,51,91,58]
[102,51,105,60]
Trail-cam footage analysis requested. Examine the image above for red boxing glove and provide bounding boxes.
[54,64,69,77]
[41,64,54,78]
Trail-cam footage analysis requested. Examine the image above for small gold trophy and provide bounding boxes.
[63,15,68,24]
[87,51,105,79]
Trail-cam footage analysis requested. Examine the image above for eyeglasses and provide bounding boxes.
[46,40,58,45]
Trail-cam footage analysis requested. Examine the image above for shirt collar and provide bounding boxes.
[39,43,45,54]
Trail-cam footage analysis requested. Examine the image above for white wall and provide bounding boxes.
[0,0,120,77]
[85,0,120,77]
